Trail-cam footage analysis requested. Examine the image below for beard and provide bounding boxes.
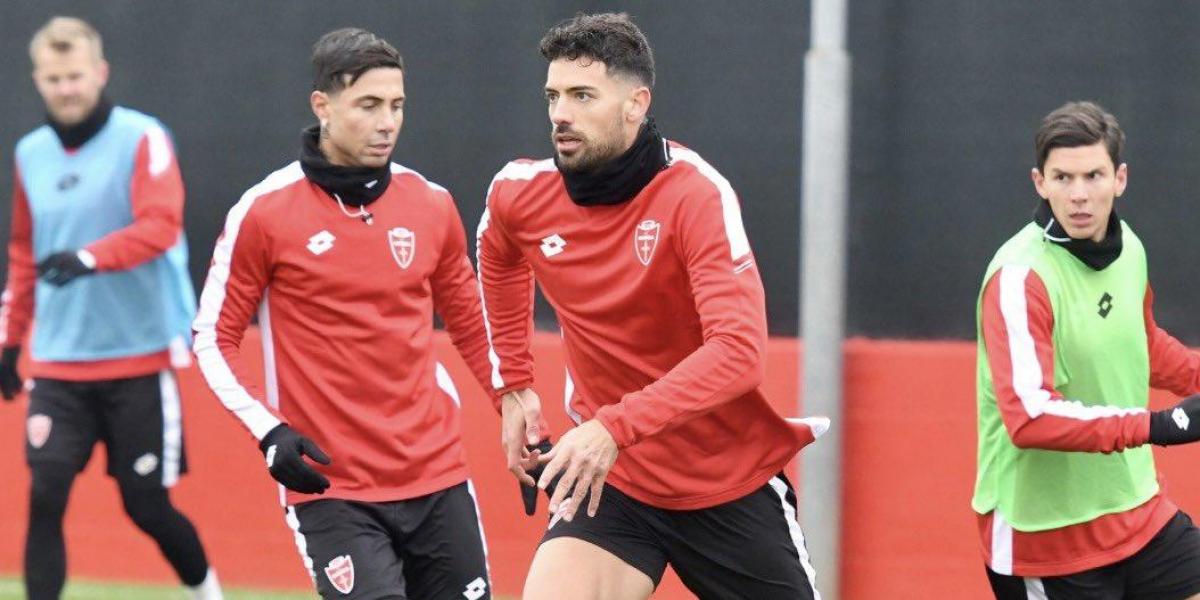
[553,121,626,173]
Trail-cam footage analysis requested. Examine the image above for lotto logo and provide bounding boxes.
[307,230,336,255]
[540,234,566,258]
[462,576,487,599]
[1173,407,1190,431]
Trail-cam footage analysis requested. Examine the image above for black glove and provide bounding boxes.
[1149,395,1200,446]
[37,251,95,286]
[0,346,21,401]
[259,424,332,494]
[520,439,553,515]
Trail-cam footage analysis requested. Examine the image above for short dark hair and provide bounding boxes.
[539,12,655,88]
[311,28,403,94]
[1034,101,1125,171]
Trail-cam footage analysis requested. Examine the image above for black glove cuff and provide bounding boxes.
[1,346,20,367]
[259,423,290,453]
[1150,396,1200,446]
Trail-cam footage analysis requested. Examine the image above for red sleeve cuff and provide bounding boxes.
[593,405,635,449]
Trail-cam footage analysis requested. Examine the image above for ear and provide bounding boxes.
[625,86,651,124]
[96,59,110,87]
[1031,167,1048,199]
[1114,162,1128,197]
[310,90,331,125]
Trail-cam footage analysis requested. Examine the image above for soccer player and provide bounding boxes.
[193,28,496,600]
[477,13,827,600]
[975,101,1200,599]
[0,16,221,600]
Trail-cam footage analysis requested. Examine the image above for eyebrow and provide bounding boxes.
[1048,167,1106,175]
[354,94,405,103]
[545,85,600,94]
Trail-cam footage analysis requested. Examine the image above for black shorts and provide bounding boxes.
[542,474,819,599]
[25,371,187,488]
[289,481,491,600]
[986,510,1200,600]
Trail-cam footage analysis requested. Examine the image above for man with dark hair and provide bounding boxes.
[478,12,827,599]
[194,28,495,599]
[975,100,1200,599]
[2,16,221,600]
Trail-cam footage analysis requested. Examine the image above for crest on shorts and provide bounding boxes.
[634,219,661,266]
[388,227,415,269]
[324,554,355,594]
[27,414,52,449]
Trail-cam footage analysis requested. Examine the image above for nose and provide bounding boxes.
[1068,178,1089,202]
[53,79,78,98]
[377,110,400,135]
[549,99,572,128]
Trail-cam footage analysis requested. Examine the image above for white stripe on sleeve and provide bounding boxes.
[671,147,752,261]
[996,265,1146,421]
[192,162,302,440]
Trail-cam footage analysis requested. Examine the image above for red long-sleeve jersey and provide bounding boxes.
[193,161,495,505]
[477,143,819,510]
[978,266,1200,575]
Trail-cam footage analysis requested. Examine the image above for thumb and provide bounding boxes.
[523,406,542,446]
[301,438,332,465]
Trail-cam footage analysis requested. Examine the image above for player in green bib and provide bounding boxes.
[976,101,1200,599]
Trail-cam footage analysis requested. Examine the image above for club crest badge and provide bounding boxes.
[634,219,661,266]
[324,555,355,594]
[388,227,415,269]
[27,414,52,449]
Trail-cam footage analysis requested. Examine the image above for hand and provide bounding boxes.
[538,419,618,522]
[501,389,545,488]
[36,250,95,286]
[520,439,553,515]
[1150,395,1200,446]
[0,346,21,401]
[259,424,332,494]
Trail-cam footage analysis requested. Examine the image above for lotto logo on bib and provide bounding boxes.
[324,555,355,594]
[27,414,52,449]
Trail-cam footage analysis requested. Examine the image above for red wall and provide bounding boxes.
[1,332,1196,598]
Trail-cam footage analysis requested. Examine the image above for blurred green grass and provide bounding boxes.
[0,576,317,599]
[0,577,518,599]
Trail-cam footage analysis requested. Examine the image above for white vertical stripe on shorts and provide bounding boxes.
[1024,576,1048,599]
[159,370,183,487]
[466,480,492,583]
[767,477,822,600]
[284,505,316,583]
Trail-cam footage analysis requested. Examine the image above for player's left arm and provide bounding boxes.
[82,126,184,271]
[591,178,767,449]
[1144,284,1200,395]
[430,191,499,396]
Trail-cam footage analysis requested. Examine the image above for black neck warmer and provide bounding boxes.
[556,118,670,207]
[48,95,113,150]
[299,125,391,207]
[1034,200,1123,270]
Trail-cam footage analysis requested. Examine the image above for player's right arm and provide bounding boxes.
[192,195,330,494]
[475,186,536,400]
[982,265,1151,452]
[0,165,36,399]
[476,174,547,490]
[191,198,284,441]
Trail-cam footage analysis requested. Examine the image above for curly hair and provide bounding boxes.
[539,12,655,88]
